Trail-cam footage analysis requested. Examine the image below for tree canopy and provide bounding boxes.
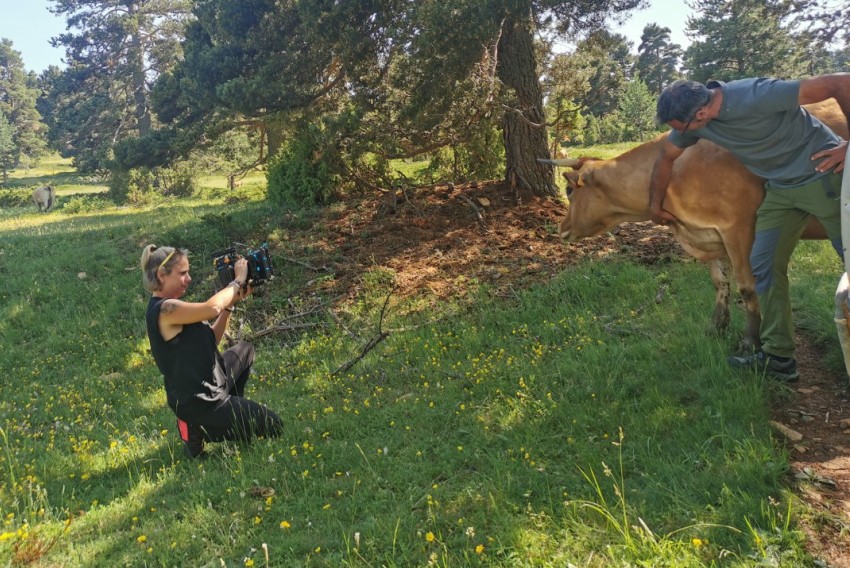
[26,0,850,199]
[0,39,46,171]
[684,0,806,82]
[46,0,193,171]
[636,23,681,95]
[124,0,646,198]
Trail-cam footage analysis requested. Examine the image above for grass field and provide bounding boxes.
[2,154,109,195]
[0,156,844,566]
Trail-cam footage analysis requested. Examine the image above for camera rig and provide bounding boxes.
[211,243,275,289]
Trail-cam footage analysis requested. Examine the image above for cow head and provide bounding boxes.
[557,158,620,242]
[543,142,663,243]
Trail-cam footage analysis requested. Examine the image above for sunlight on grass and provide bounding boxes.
[3,154,108,195]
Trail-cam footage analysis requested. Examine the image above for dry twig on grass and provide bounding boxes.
[280,256,332,272]
[457,193,487,228]
[331,286,397,377]
[249,321,323,340]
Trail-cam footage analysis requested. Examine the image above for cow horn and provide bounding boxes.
[538,158,581,168]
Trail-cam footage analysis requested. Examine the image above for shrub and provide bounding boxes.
[584,113,625,145]
[155,161,197,198]
[109,168,156,204]
[266,124,338,208]
[109,162,198,204]
[425,120,505,182]
[0,188,31,208]
[60,195,112,214]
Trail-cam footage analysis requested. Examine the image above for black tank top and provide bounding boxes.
[146,297,233,409]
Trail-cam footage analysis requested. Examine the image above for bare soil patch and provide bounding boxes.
[298,179,850,565]
[778,338,850,567]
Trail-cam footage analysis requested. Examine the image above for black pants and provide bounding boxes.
[176,341,284,443]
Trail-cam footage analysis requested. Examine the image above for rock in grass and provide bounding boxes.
[769,420,803,443]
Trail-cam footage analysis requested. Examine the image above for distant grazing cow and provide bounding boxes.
[32,185,56,212]
[541,100,846,350]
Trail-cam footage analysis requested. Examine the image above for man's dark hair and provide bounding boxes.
[656,80,712,124]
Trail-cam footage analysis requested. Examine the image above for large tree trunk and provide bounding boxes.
[266,119,285,160]
[496,14,557,198]
[128,3,151,137]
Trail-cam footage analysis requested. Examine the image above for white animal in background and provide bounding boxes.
[32,185,56,212]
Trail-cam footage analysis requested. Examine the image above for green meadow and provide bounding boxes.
[0,158,844,567]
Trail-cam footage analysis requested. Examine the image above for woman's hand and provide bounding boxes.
[234,258,249,283]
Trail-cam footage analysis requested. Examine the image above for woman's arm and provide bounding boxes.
[159,259,250,328]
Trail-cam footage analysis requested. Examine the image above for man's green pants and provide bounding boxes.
[751,173,843,358]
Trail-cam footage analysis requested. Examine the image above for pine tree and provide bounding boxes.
[46,0,192,171]
[636,24,681,95]
[0,39,46,168]
[683,0,806,82]
[0,111,16,185]
[619,79,658,141]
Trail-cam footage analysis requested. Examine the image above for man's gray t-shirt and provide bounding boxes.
[668,78,843,189]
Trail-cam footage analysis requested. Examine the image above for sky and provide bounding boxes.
[0,0,694,75]
[613,1,694,50]
[0,0,66,74]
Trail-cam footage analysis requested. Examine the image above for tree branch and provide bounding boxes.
[331,286,397,377]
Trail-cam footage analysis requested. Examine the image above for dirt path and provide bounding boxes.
[774,336,850,567]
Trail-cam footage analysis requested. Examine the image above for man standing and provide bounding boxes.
[649,75,850,381]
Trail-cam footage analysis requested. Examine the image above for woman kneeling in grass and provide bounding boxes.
[141,245,283,458]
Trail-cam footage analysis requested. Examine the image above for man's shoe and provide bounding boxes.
[177,418,206,459]
[727,350,799,382]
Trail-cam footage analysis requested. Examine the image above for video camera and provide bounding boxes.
[211,243,275,289]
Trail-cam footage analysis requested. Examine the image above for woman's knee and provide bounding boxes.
[230,341,255,365]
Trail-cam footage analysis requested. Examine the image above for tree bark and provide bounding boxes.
[496,14,558,198]
[129,2,151,137]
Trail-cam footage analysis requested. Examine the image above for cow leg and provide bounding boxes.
[722,234,762,352]
[708,258,731,334]
[738,286,761,352]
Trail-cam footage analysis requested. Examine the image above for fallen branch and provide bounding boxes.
[329,309,358,341]
[281,256,332,272]
[248,322,323,341]
[331,286,396,377]
[457,193,487,227]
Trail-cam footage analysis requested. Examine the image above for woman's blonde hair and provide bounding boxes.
[140,245,187,292]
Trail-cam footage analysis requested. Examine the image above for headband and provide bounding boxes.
[158,250,176,271]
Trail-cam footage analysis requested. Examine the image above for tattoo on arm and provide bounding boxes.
[161,302,178,314]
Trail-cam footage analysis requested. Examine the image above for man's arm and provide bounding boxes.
[799,73,850,173]
[649,136,685,225]
[799,73,850,119]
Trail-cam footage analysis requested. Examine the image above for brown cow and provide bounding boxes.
[542,100,847,350]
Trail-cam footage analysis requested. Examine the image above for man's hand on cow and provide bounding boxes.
[650,208,678,226]
[811,139,848,173]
